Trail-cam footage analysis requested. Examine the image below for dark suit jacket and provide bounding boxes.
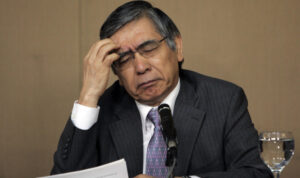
[51,70,272,178]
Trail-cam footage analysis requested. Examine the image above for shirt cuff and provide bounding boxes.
[71,100,100,130]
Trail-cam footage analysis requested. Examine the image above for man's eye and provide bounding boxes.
[141,43,158,53]
[119,55,131,64]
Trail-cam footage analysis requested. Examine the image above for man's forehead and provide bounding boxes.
[110,17,161,49]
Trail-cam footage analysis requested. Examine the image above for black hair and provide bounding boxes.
[99,0,183,72]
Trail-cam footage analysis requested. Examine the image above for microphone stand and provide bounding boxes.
[166,147,177,178]
[166,139,177,178]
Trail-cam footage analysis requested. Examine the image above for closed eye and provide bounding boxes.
[138,42,159,55]
[119,55,131,64]
[117,51,132,63]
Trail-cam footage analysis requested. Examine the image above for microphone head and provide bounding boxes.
[158,103,171,116]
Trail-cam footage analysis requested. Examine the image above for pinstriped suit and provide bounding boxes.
[51,70,272,178]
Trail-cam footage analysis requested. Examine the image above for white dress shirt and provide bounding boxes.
[70,79,199,177]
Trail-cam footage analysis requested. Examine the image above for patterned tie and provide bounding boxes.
[146,108,168,178]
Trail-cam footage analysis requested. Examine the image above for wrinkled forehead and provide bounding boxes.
[110,17,162,51]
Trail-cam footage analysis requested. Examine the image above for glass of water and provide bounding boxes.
[259,131,295,178]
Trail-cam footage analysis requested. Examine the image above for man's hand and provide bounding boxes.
[78,39,119,107]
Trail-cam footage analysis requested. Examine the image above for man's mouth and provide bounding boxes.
[137,79,158,89]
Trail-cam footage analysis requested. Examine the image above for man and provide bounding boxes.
[51,1,272,178]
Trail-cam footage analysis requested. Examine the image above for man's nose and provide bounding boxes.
[133,53,151,74]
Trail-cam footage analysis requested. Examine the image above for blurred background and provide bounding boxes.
[0,0,299,177]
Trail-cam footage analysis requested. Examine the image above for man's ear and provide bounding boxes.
[174,35,183,62]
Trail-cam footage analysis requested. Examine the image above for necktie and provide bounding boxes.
[146,108,168,178]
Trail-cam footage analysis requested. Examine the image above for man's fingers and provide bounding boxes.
[89,39,118,62]
[83,39,120,72]
[102,53,119,66]
[95,42,119,62]
[84,41,102,62]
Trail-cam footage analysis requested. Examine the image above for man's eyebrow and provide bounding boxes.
[118,50,132,57]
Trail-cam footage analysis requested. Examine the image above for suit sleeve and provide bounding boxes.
[198,88,273,178]
[50,118,99,174]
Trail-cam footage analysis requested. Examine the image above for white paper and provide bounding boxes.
[38,159,128,178]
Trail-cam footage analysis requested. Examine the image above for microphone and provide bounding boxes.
[158,104,177,167]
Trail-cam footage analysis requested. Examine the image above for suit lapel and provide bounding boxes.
[173,78,206,175]
[108,93,143,176]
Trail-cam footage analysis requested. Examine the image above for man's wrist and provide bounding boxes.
[78,92,99,108]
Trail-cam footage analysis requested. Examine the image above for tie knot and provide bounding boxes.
[147,108,160,127]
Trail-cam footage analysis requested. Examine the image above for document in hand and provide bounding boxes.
[38,159,128,178]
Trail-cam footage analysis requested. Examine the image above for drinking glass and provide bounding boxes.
[259,131,295,178]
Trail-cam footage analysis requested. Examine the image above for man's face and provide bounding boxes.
[111,17,183,106]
